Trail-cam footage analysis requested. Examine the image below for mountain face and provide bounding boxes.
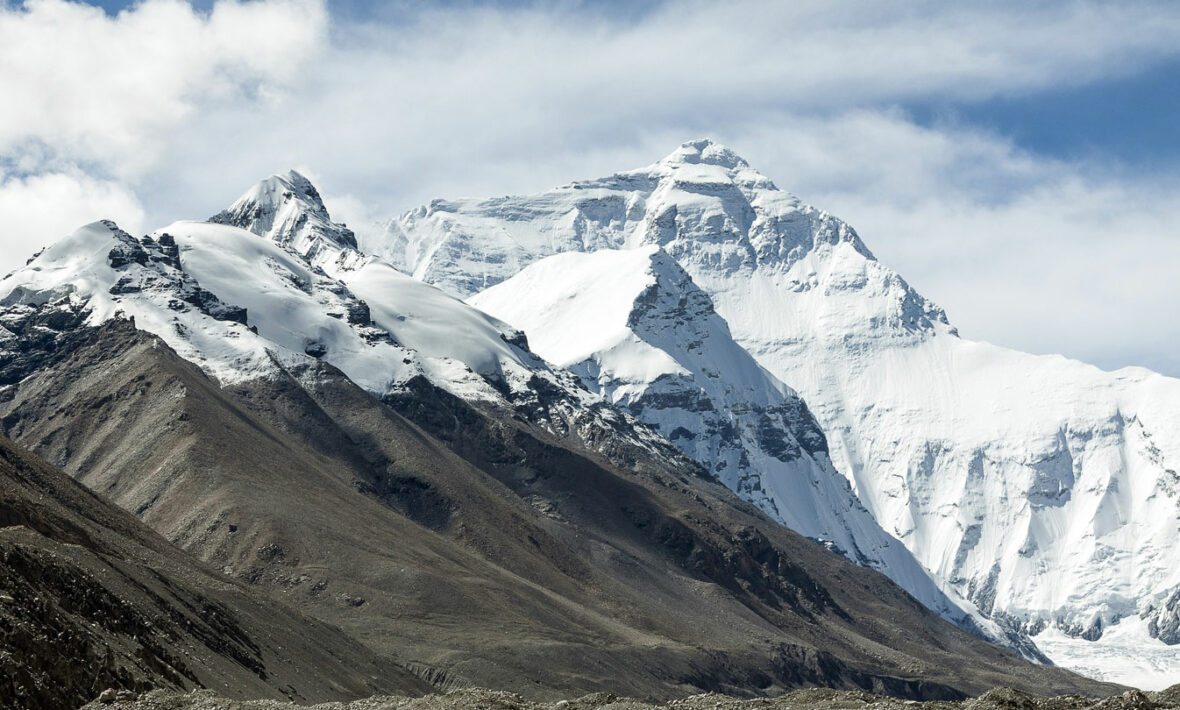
[0,432,427,710]
[469,245,999,642]
[471,246,837,523]
[382,139,1180,687]
[0,171,1118,701]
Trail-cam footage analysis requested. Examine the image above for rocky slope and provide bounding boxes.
[382,139,1180,686]
[0,316,1111,700]
[0,435,427,710]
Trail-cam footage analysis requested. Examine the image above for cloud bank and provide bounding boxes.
[2,0,1179,374]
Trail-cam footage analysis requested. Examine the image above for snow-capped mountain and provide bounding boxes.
[470,245,994,637]
[1,169,1013,648]
[382,139,1180,687]
[205,170,544,402]
[3,171,1124,702]
[211,169,367,272]
[0,175,689,480]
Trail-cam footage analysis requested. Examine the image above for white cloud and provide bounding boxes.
[0,0,326,175]
[0,170,146,270]
[141,0,1180,212]
[1,0,1179,373]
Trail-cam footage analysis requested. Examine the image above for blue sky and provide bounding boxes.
[911,56,1180,169]
[2,0,1180,375]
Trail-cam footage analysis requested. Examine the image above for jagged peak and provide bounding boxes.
[231,169,330,219]
[279,167,311,184]
[658,138,750,171]
[212,169,359,256]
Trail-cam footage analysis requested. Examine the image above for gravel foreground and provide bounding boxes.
[80,685,1180,710]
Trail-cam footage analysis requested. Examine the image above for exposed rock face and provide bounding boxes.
[104,228,249,325]
[1145,589,1180,645]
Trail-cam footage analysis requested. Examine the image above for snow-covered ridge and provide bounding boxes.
[0,219,420,392]
[384,138,1180,686]
[0,172,701,496]
[471,245,1003,642]
[200,170,560,403]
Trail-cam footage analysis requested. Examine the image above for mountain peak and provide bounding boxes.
[276,169,327,210]
[238,169,330,219]
[658,138,749,170]
[211,170,360,262]
[281,167,310,182]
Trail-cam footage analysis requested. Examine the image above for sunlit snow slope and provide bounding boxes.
[471,245,991,634]
[384,139,1180,686]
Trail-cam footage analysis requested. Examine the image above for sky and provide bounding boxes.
[1,0,1179,375]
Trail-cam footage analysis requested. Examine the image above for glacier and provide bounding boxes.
[381,138,1180,686]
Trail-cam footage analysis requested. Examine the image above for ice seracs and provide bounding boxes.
[384,138,1180,686]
